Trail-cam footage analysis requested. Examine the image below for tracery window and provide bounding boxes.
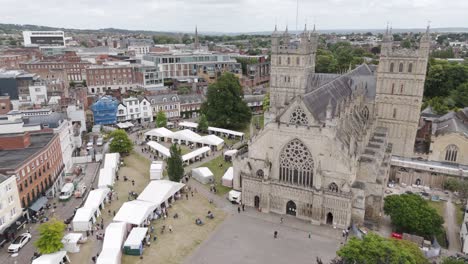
[445,145,458,162]
[256,169,264,178]
[289,107,308,125]
[328,182,338,192]
[390,63,394,73]
[408,63,413,73]
[361,106,369,121]
[399,63,404,72]
[279,139,314,187]
[287,57,291,65]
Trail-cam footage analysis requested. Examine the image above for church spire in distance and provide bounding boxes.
[194,25,200,50]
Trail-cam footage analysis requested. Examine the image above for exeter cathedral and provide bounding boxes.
[233,25,430,228]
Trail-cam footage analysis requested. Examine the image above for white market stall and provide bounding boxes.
[137,180,185,208]
[150,161,164,180]
[222,167,234,187]
[32,251,70,264]
[62,233,84,253]
[200,134,224,151]
[113,200,157,226]
[72,207,96,232]
[147,141,171,159]
[182,146,211,165]
[172,129,202,145]
[83,188,110,216]
[191,167,214,184]
[96,249,121,264]
[208,126,244,140]
[224,149,238,161]
[98,167,115,188]
[101,222,127,252]
[178,121,198,131]
[144,127,174,142]
[104,153,120,173]
[123,227,148,256]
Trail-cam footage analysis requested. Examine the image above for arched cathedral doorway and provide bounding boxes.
[286,200,296,216]
[326,212,334,225]
[254,196,260,209]
[415,178,421,185]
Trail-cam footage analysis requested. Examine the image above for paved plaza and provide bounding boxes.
[184,213,341,264]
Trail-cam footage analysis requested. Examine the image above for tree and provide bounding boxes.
[451,82,468,108]
[109,129,133,153]
[441,257,467,264]
[384,194,444,238]
[155,111,167,128]
[262,93,270,112]
[371,46,381,55]
[337,233,429,264]
[201,72,252,129]
[177,86,191,95]
[198,114,208,133]
[34,219,66,254]
[401,39,412,49]
[167,144,184,182]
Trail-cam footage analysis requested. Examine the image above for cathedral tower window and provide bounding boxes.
[289,107,308,125]
[399,63,404,72]
[391,83,395,94]
[408,63,413,73]
[445,145,458,162]
[278,57,282,65]
[287,57,291,65]
[361,106,369,121]
[328,182,338,192]
[296,57,300,65]
[390,63,394,73]
[279,139,314,187]
[393,108,397,118]
[400,84,404,94]
[256,169,264,178]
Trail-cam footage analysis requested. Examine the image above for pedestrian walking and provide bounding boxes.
[113,210,116,216]
[280,217,283,224]
[308,233,311,239]
[168,225,173,233]
[91,228,94,235]
[132,180,135,186]
[274,231,278,239]
[108,209,111,216]
[191,191,194,197]
[237,207,241,213]
[92,256,96,263]
[186,193,189,200]
[101,223,104,230]
[242,204,245,211]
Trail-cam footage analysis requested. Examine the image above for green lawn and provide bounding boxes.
[456,204,465,226]
[198,155,232,196]
[427,200,445,217]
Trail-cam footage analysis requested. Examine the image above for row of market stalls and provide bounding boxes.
[146,141,212,165]
[72,153,120,232]
[92,180,185,263]
[178,121,245,140]
[116,122,134,129]
[144,127,225,151]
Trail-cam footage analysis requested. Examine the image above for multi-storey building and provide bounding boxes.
[134,66,164,90]
[23,31,65,48]
[0,70,38,101]
[142,51,241,82]
[179,94,204,119]
[116,97,153,123]
[0,54,30,69]
[0,132,64,207]
[0,174,23,245]
[147,94,180,119]
[91,96,119,125]
[20,61,91,82]
[86,65,137,95]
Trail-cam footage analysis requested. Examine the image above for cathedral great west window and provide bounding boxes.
[279,139,314,187]
[289,107,308,125]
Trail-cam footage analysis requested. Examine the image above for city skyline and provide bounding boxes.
[0,0,466,33]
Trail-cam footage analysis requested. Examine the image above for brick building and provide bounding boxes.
[20,60,91,82]
[86,65,137,95]
[0,96,12,115]
[0,54,30,69]
[0,132,64,208]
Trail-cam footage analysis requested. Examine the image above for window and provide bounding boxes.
[8,196,14,204]
[296,57,300,65]
[445,145,458,162]
[289,107,309,125]
[328,182,339,192]
[278,57,281,65]
[391,83,395,94]
[10,207,16,217]
[361,106,369,121]
[390,63,394,72]
[408,63,413,73]
[393,108,397,118]
[256,169,264,178]
[399,63,403,72]
[400,84,404,94]
[287,57,291,65]
[279,139,314,187]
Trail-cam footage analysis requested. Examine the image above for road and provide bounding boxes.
[0,163,100,264]
[445,196,460,252]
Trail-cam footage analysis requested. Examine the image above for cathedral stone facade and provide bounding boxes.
[233,26,430,228]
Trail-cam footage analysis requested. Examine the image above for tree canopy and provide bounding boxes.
[262,93,270,112]
[201,72,252,129]
[337,233,429,264]
[34,219,66,254]
[197,114,208,133]
[109,129,133,153]
[167,144,184,182]
[315,42,372,74]
[383,194,444,238]
[155,111,167,128]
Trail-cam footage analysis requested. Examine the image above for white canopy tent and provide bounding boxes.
[97,249,121,264]
[83,188,110,215]
[224,149,238,161]
[192,167,214,184]
[201,135,224,150]
[172,129,202,144]
[32,251,69,264]
[62,233,84,253]
[208,126,244,139]
[222,167,234,187]
[113,200,158,226]
[182,146,211,164]
[72,207,96,232]
[123,227,148,255]
[137,180,185,207]
[144,127,174,142]
[98,167,115,188]
[150,161,163,180]
[102,222,127,250]
[147,141,171,159]
[104,153,120,173]
[116,122,129,129]
[178,121,198,130]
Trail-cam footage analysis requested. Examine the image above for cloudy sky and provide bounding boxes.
[0,0,466,32]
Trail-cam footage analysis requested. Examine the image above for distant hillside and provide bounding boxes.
[1,23,467,36]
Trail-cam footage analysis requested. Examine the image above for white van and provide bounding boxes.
[59,183,75,201]
[228,190,241,204]
[96,137,104,146]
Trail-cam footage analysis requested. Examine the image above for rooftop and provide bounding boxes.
[0,132,55,170]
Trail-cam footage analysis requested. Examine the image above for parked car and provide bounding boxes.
[86,141,94,150]
[96,137,104,146]
[8,233,32,253]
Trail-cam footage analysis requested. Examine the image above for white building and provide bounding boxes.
[128,45,150,55]
[0,174,22,236]
[22,31,65,48]
[116,97,153,123]
[28,83,48,105]
[53,120,75,173]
